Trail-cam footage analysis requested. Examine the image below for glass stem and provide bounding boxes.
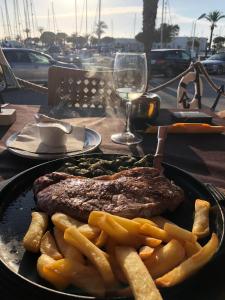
[125,101,132,134]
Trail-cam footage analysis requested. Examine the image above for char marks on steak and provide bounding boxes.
[34,167,184,222]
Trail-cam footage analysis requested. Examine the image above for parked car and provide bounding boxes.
[2,48,78,84]
[201,53,225,75]
[150,49,192,77]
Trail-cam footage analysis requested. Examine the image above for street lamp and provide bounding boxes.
[191,13,206,53]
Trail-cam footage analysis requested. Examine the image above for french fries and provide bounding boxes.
[184,240,202,258]
[51,212,83,231]
[78,224,100,240]
[139,223,171,242]
[53,227,85,264]
[115,246,163,300]
[40,231,63,260]
[164,222,197,243]
[97,214,141,247]
[133,217,159,228]
[23,212,48,253]
[192,199,210,238]
[24,199,219,299]
[155,233,219,287]
[139,245,154,260]
[64,225,118,289]
[37,254,69,290]
[143,237,162,248]
[95,230,108,248]
[144,239,186,278]
[46,258,106,297]
[89,211,140,234]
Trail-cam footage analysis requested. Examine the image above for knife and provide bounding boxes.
[153,126,168,174]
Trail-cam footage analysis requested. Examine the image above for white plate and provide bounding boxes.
[6,128,101,160]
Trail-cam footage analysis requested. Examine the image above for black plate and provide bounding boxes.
[0,153,224,300]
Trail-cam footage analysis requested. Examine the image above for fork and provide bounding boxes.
[205,183,225,204]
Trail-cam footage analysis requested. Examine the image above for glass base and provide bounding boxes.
[111,131,143,145]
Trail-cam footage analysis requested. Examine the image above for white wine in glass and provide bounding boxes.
[111,52,148,145]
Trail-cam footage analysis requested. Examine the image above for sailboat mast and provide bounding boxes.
[23,0,29,37]
[13,0,18,38]
[47,8,50,31]
[75,0,77,35]
[133,13,137,37]
[160,0,165,48]
[1,7,7,39]
[4,0,12,39]
[26,0,31,36]
[30,0,35,37]
[98,0,101,44]
[85,0,88,36]
[51,1,57,33]
[16,0,22,39]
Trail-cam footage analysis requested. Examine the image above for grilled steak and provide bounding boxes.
[34,167,184,222]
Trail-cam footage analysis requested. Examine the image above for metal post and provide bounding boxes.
[191,21,197,52]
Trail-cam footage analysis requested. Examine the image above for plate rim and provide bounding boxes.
[5,128,102,160]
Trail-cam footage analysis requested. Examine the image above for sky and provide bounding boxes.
[1,0,225,41]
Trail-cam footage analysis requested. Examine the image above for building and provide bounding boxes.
[153,36,208,53]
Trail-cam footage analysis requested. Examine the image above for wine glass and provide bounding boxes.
[111,52,147,145]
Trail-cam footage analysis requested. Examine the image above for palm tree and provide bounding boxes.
[95,21,108,41]
[204,11,225,52]
[24,28,30,39]
[135,0,159,78]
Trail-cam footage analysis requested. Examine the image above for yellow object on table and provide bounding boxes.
[146,123,225,134]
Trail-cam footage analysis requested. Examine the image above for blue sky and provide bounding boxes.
[1,0,225,40]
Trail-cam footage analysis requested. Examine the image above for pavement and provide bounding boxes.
[1,74,225,112]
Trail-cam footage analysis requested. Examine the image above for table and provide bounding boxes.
[1,105,225,188]
[0,104,225,300]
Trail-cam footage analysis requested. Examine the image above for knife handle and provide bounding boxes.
[153,126,168,170]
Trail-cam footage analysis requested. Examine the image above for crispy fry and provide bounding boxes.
[156,233,219,287]
[95,230,108,248]
[51,213,83,231]
[139,246,154,260]
[37,254,69,290]
[46,258,105,297]
[192,199,210,239]
[139,223,171,242]
[88,210,105,227]
[64,225,117,289]
[78,224,100,240]
[53,227,85,264]
[143,237,162,248]
[110,215,140,235]
[184,240,202,258]
[40,231,63,260]
[23,212,48,253]
[115,246,163,300]
[98,215,141,247]
[144,239,186,278]
[105,239,128,284]
[164,223,197,243]
[89,211,140,235]
[133,217,159,227]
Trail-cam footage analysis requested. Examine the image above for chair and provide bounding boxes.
[47,66,121,117]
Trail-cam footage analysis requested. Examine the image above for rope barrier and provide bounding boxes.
[16,78,48,94]
[14,61,225,101]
